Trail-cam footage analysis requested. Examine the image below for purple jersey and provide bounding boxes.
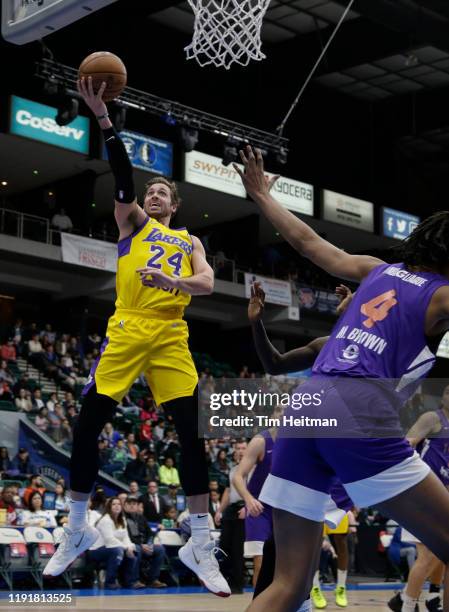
[313,263,448,399]
[247,430,274,500]
[418,409,449,485]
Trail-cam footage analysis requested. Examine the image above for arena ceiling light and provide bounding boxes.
[179,125,199,153]
[55,95,79,127]
[35,58,289,159]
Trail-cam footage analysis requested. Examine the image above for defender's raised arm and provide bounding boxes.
[234,146,383,282]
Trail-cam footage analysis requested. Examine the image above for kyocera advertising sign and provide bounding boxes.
[10,95,90,154]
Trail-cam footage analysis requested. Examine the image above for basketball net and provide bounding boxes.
[185,0,271,70]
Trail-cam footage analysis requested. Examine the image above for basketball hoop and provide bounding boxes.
[185,0,271,70]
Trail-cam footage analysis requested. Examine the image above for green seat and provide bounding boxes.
[0,401,16,412]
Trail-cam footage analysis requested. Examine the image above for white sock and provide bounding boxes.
[67,498,89,532]
[402,592,418,612]
[297,597,312,612]
[313,570,321,588]
[190,513,210,546]
[337,569,347,587]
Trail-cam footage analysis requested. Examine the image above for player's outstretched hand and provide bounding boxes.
[77,76,108,117]
[137,267,178,290]
[248,281,266,322]
[335,284,353,316]
[233,145,279,200]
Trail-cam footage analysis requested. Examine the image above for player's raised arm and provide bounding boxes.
[77,77,146,239]
[249,282,327,374]
[232,436,266,517]
[406,411,441,447]
[234,146,384,282]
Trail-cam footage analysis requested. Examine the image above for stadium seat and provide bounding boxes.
[24,526,55,590]
[0,401,16,412]
[0,527,36,590]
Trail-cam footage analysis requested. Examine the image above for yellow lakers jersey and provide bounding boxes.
[115,216,193,312]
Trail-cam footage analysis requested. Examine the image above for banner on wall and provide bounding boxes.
[268,174,314,216]
[61,233,117,273]
[322,189,374,232]
[10,95,90,154]
[296,283,340,315]
[382,207,420,240]
[244,273,292,306]
[103,130,173,177]
[184,150,246,197]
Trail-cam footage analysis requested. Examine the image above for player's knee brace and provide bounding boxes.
[164,388,209,497]
[70,385,118,493]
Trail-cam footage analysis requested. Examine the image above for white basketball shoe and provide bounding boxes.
[178,538,231,597]
[43,525,99,576]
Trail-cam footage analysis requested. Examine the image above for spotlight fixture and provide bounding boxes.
[1,181,7,186]
[179,125,199,153]
[110,105,127,132]
[276,146,288,165]
[222,141,238,167]
[55,95,79,126]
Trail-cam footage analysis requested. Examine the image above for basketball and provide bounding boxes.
[78,51,127,102]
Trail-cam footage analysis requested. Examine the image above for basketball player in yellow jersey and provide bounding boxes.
[44,77,231,597]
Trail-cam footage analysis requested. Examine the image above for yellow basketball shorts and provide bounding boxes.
[323,513,349,535]
[83,308,198,405]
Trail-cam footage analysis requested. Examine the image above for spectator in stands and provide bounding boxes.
[32,389,45,412]
[87,331,102,352]
[209,490,221,525]
[140,396,158,422]
[129,481,140,496]
[152,418,165,441]
[123,496,166,588]
[140,481,167,525]
[18,491,57,528]
[58,418,73,448]
[54,483,69,512]
[117,394,139,417]
[35,406,50,432]
[159,457,180,487]
[125,433,139,461]
[103,438,128,475]
[0,360,15,385]
[11,319,23,345]
[89,497,141,589]
[97,440,111,470]
[161,484,179,509]
[15,388,32,413]
[23,474,46,506]
[90,490,107,514]
[212,449,230,476]
[66,405,78,429]
[23,322,38,343]
[124,449,148,485]
[1,339,16,362]
[162,506,178,529]
[88,497,141,589]
[158,429,179,459]
[209,480,220,494]
[48,405,63,442]
[139,417,153,447]
[28,333,44,366]
[51,208,73,233]
[0,381,13,402]
[145,455,159,483]
[0,485,18,525]
[46,392,59,412]
[239,365,250,379]
[13,372,32,396]
[100,422,121,448]
[0,447,12,477]
[62,391,76,410]
[8,448,36,480]
[40,324,56,344]
[117,492,128,508]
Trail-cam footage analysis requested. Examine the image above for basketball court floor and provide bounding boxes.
[0,584,404,610]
